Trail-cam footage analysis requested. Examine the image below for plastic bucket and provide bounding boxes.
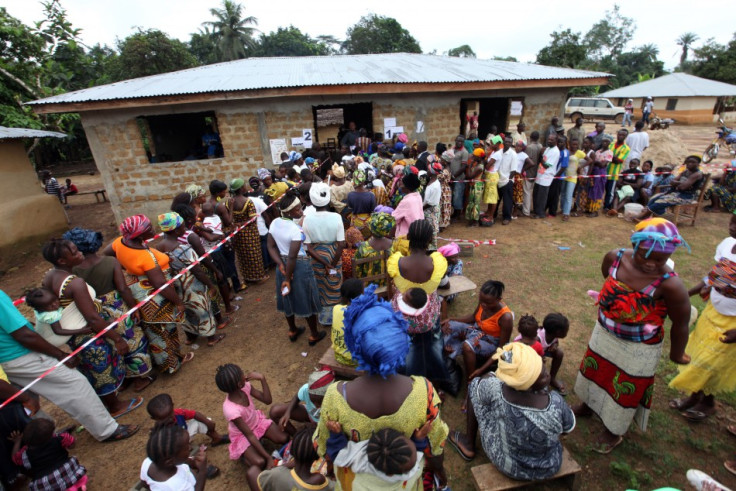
[624,203,643,219]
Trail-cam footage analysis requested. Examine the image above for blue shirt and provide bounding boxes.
[297,383,320,422]
[558,148,570,171]
[0,291,32,363]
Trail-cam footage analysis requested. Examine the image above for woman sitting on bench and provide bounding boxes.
[448,342,575,481]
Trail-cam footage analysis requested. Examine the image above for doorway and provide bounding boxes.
[312,102,373,149]
[460,98,509,140]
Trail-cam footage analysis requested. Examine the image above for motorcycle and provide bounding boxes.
[702,118,736,163]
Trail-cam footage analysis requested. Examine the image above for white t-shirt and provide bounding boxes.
[498,149,517,187]
[424,179,441,207]
[536,146,560,187]
[625,131,649,161]
[515,151,529,174]
[302,211,345,244]
[249,197,268,236]
[711,237,736,316]
[140,458,196,491]
[488,149,504,171]
[269,218,306,256]
[644,101,654,113]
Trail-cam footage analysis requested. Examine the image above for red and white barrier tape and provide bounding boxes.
[1,194,284,409]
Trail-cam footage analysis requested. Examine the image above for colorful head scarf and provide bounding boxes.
[120,214,151,240]
[346,227,364,247]
[392,164,405,177]
[158,212,183,232]
[473,148,485,158]
[257,168,271,180]
[353,169,367,186]
[438,242,460,258]
[63,228,103,254]
[430,162,443,175]
[368,212,395,238]
[441,150,455,163]
[289,151,302,162]
[491,135,503,145]
[397,133,408,144]
[230,178,245,192]
[332,164,346,179]
[307,370,335,397]
[343,284,410,378]
[631,217,690,257]
[493,342,543,391]
[185,184,206,200]
[402,165,418,176]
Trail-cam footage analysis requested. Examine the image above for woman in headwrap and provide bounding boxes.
[229,178,268,283]
[438,149,454,229]
[261,168,289,200]
[184,184,208,215]
[704,160,736,213]
[40,239,140,416]
[155,212,225,348]
[388,220,448,384]
[328,164,354,215]
[104,215,192,374]
[391,173,424,240]
[448,343,575,480]
[584,134,612,217]
[346,169,376,239]
[266,189,327,345]
[367,168,389,208]
[354,212,395,286]
[63,228,154,392]
[668,211,736,421]
[573,218,691,453]
[314,285,450,490]
[303,182,346,326]
[465,149,486,226]
[423,162,443,250]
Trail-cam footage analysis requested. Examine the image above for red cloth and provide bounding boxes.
[530,341,544,357]
[174,408,196,420]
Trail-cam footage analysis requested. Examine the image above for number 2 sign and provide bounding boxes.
[302,129,313,148]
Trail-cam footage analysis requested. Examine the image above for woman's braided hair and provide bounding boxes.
[407,219,433,251]
[41,238,73,266]
[291,427,318,464]
[366,428,414,476]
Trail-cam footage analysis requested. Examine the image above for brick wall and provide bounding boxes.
[373,100,461,148]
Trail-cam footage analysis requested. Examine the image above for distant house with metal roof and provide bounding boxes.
[600,73,736,124]
[29,53,609,222]
[0,127,68,249]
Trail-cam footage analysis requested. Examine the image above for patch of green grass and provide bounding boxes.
[610,459,653,489]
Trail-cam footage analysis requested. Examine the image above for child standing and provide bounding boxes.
[146,393,228,445]
[330,278,364,367]
[270,369,335,434]
[514,315,544,356]
[11,419,87,491]
[215,364,289,491]
[539,313,570,395]
[140,425,208,491]
[257,428,333,490]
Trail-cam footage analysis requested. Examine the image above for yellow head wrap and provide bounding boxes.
[331,163,346,179]
[492,342,543,391]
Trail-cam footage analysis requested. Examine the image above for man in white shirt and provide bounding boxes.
[497,136,517,225]
[532,134,560,219]
[625,120,650,162]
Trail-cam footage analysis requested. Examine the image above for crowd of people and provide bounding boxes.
[0,117,734,490]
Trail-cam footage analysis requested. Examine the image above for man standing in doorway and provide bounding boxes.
[532,134,559,219]
[604,129,630,211]
[522,131,543,217]
[340,121,359,148]
[466,111,479,138]
[642,97,654,124]
[450,135,469,218]
[415,141,430,172]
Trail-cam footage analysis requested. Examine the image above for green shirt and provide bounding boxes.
[0,291,32,363]
[607,142,631,181]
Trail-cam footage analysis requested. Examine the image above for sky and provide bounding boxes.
[4,0,735,70]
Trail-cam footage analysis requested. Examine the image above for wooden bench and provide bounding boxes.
[471,447,581,491]
[669,173,710,227]
[69,189,108,203]
[318,346,363,379]
[353,250,392,298]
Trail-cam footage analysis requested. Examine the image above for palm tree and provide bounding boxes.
[676,32,699,66]
[205,0,258,61]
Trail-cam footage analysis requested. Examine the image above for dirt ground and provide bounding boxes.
[1,123,736,490]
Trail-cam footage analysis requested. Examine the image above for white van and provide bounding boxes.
[565,97,625,124]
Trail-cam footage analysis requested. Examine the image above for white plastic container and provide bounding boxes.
[623,203,643,219]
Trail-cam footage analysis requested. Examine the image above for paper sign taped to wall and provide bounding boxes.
[302,129,313,148]
[416,121,425,133]
[269,139,288,165]
[384,117,396,128]
[291,137,304,146]
[384,126,405,139]
[510,101,523,116]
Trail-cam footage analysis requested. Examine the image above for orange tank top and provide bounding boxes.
[475,304,511,337]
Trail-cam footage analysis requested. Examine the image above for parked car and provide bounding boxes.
[565,97,626,124]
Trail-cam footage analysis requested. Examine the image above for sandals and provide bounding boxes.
[111,396,144,419]
[225,305,241,314]
[726,460,736,477]
[289,327,306,343]
[182,352,195,364]
[103,423,140,442]
[669,397,696,411]
[206,465,220,479]
[133,374,157,393]
[681,408,714,422]
[592,435,624,454]
[308,330,327,346]
[207,333,226,347]
[448,430,474,461]
[217,317,232,330]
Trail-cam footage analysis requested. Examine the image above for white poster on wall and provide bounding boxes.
[269,138,288,165]
[383,117,396,128]
[416,121,425,133]
[302,129,313,148]
[291,137,304,147]
[510,101,523,116]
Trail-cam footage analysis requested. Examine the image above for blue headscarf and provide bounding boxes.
[343,284,410,378]
[63,227,103,254]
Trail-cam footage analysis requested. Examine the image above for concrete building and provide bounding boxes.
[0,127,68,249]
[29,53,609,222]
[601,73,736,124]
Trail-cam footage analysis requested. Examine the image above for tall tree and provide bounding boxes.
[109,29,197,81]
[342,15,420,54]
[251,26,329,57]
[189,27,219,65]
[676,32,700,66]
[535,29,588,68]
[447,45,475,58]
[690,34,736,85]
[598,45,665,89]
[205,0,258,61]
[583,4,635,61]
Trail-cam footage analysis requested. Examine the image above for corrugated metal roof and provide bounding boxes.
[601,73,736,98]
[0,127,66,140]
[28,53,609,106]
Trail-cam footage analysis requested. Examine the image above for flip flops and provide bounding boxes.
[103,423,140,442]
[681,408,714,422]
[447,430,474,461]
[592,435,623,454]
[182,352,195,364]
[308,330,327,346]
[207,333,226,347]
[111,396,144,419]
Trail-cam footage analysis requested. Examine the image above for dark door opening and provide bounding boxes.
[460,98,509,141]
[312,102,373,150]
